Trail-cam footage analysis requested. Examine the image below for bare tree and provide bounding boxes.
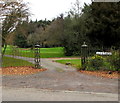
[1,0,29,56]
[69,0,82,17]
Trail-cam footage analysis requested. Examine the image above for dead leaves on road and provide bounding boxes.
[0,66,47,75]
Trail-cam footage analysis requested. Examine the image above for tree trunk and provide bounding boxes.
[2,42,7,57]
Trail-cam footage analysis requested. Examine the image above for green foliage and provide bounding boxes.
[86,55,104,70]
[106,51,120,71]
[86,51,120,71]
[14,21,33,48]
[60,2,92,56]
[63,14,88,56]
[14,34,29,48]
[86,2,120,48]
[55,50,120,71]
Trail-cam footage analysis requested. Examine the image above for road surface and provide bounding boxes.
[2,55,119,101]
[2,87,118,101]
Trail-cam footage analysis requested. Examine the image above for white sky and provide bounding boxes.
[25,0,92,21]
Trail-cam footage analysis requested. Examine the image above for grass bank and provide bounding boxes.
[55,59,81,69]
[2,56,34,67]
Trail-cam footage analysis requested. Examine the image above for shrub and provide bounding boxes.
[86,55,104,70]
[107,51,120,71]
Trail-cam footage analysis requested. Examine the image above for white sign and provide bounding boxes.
[96,52,112,56]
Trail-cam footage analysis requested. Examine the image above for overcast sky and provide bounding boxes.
[25,0,92,21]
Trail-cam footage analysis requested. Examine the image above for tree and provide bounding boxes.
[26,19,52,47]
[14,21,31,48]
[1,0,29,56]
[62,14,89,56]
[43,16,64,47]
[69,0,82,18]
[86,2,120,48]
[61,2,89,56]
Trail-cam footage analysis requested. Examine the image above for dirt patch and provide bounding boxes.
[0,66,47,75]
[79,70,119,79]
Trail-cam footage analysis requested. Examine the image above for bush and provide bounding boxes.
[86,55,104,70]
[107,51,120,71]
[14,34,30,48]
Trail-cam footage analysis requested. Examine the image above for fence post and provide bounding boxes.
[81,42,88,70]
[34,44,41,69]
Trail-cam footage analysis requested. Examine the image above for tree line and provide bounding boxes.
[2,0,120,56]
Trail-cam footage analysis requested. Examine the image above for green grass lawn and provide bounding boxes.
[2,56,34,67]
[3,45,65,58]
[55,59,81,69]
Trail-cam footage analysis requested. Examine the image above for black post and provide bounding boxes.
[34,44,41,69]
[81,42,88,70]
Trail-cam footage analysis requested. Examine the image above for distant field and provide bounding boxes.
[3,45,65,58]
[55,59,81,69]
[2,56,34,67]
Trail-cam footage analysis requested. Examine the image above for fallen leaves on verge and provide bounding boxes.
[79,70,119,79]
[0,66,47,75]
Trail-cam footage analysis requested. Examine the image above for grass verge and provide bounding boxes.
[55,59,81,69]
[2,56,34,67]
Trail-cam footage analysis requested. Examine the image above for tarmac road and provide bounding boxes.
[2,55,119,101]
[3,55,118,94]
[2,87,118,101]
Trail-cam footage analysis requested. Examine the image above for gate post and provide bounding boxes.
[34,44,41,69]
[81,42,88,70]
